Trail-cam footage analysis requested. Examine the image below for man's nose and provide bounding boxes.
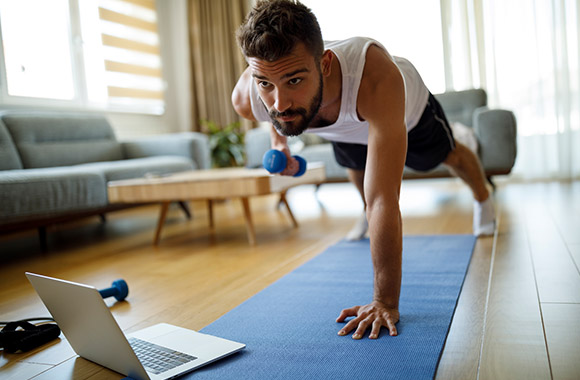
[273,89,292,113]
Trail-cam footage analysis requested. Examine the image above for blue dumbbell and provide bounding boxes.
[99,279,129,302]
[262,149,307,177]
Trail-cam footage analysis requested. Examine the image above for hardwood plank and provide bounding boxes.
[28,356,119,380]
[0,361,51,380]
[542,303,580,380]
[435,236,493,380]
[525,196,580,303]
[478,200,551,380]
[538,181,580,245]
[0,338,76,367]
[530,240,580,303]
[431,181,491,380]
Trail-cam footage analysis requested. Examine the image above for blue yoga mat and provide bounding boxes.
[191,235,476,380]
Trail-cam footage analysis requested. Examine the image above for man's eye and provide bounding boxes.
[258,81,272,88]
[289,78,302,85]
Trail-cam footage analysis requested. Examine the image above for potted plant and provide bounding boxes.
[203,120,246,168]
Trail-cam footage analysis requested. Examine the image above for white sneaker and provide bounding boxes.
[473,197,496,237]
[346,212,368,241]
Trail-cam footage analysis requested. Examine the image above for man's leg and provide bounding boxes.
[443,142,489,202]
[443,142,495,236]
[330,142,370,241]
[407,93,495,237]
[345,168,368,241]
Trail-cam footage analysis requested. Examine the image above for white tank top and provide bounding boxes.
[249,37,430,145]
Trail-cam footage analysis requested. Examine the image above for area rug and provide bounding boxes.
[191,235,476,379]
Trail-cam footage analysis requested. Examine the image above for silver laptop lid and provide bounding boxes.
[26,272,150,380]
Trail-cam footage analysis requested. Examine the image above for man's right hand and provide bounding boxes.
[336,300,400,339]
[273,146,300,176]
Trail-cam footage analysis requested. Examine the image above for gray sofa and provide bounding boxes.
[0,110,210,245]
[245,89,517,184]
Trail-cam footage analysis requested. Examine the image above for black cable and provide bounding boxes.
[0,318,55,326]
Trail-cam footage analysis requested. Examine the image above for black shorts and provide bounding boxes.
[331,93,456,171]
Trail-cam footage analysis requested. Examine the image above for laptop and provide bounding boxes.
[26,272,245,380]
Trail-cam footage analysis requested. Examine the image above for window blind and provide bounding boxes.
[97,0,164,110]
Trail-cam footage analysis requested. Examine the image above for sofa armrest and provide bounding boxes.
[473,108,517,172]
[122,132,211,170]
[244,127,271,168]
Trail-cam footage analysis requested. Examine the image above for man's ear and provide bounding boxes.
[320,50,333,76]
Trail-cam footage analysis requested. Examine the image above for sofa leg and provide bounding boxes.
[486,176,496,191]
[99,214,107,223]
[177,201,192,220]
[38,227,48,252]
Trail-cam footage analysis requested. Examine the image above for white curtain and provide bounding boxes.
[441,0,580,180]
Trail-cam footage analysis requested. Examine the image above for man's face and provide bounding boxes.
[248,44,323,136]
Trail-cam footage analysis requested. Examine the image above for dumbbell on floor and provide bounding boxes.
[262,149,307,177]
[99,279,129,302]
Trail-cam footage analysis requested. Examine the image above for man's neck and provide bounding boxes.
[311,52,342,128]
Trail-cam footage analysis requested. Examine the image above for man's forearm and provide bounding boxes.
[269,124,288,149]
[367,204,403,309]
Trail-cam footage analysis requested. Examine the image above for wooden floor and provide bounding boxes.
[0,179,578,380]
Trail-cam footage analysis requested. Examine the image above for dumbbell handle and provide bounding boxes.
[262,149,306,177]
[99,279,129,302]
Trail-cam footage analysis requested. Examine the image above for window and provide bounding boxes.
[0,0,75,100]
[0,0,164,114]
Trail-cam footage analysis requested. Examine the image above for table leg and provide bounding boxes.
[153,202,170,245]
[279,191,299,228]
[240,197,256,245]
[207,199,215,232]
[177,201,191,219]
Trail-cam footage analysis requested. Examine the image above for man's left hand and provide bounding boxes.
[336,301,399,339]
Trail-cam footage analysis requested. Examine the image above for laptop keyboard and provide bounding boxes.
[128,337,198,375]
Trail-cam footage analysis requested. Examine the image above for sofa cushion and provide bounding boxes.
[78,156,195,182]
[299,133,327,146]
[1,112,123,169]
[0,167,108,221]
[434,89,487,127]
[299,144,347,181]
[0,120,23,170]
[122,132,211,170]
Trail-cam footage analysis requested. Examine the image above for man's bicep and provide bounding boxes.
[358,47,407,201]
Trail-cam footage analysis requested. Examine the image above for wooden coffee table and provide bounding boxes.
[107,163,326,245]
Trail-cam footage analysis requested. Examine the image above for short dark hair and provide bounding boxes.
[236,0,323,63]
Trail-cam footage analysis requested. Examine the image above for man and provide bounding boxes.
[232,0,495,339]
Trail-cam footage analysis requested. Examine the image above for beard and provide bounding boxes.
[265,74,324,137]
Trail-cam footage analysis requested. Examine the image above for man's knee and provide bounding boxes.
[443,146,461,168]
[444,142,480,169]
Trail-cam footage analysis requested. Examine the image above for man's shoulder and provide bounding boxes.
[325,36,373,48]
[361,44,399,84]
[357,45,405,120]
